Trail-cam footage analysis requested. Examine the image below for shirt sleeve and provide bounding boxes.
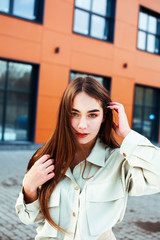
[120,130,160,196]
[15,188,44,225]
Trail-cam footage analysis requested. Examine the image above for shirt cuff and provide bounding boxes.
[17,189,40,212]
[120,130,147,158]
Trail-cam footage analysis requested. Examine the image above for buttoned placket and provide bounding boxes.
[64,168,81,240]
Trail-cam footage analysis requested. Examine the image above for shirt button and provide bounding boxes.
[74,186,79,190]
[123,153,127,157]
[73,212,76,217]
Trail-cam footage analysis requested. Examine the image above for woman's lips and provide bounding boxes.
[76,132,89,138]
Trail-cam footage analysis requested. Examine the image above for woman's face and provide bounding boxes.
[71,92,104,146]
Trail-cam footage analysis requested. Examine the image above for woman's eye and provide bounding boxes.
[71,112,79,117]
[88,114,97,118]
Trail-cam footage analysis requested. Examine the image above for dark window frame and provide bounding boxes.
[0,0,45,24]
[132,84,160,142]
[72,0,116,43]
[0,57,39,143]
[70,70,111,91]
[137,5,160,55]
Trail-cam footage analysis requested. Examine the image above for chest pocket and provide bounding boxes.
[86,180,125,236]
[37,187,60,238]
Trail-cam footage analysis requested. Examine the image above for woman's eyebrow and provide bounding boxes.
[72,108,100,113]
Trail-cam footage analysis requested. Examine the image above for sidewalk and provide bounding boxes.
[0,149,160,240]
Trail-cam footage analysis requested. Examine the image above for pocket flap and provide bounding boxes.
[87,180,124,202]
[48,187,60,207]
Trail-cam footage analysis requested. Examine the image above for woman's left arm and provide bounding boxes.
[108,102,160,195]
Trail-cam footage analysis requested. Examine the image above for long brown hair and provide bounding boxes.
[27,76,119,233]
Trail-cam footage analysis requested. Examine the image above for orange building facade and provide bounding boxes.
[0,0,160,144]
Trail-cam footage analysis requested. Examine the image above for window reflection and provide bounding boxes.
[73,0,115,42]
[0,60,7,89]
[0,59,38,142]
[148,16,157,34]
[13,0,36,20]
[133,85,159,142]
[75,0,91,11]
[74,9,89,35]
[92,0,107,16]
[4,93,29,141]
[137,7,160,55]
[8,62,32,92]
[0,0,9,13]
[137,31,146,50]
[91,15,108,40]
[147,34,155,53]
[0,92,4,141]
[0,0,44,23]
[138,12,147,31]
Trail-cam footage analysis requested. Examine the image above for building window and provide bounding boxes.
[70,70,111,91]
[132,85,160,142]
[73,0,116,42]
[0,0,44,23]
[0,59,39,142]
[137,6,160,55]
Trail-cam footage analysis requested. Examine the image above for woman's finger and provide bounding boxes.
[43,158,54,168]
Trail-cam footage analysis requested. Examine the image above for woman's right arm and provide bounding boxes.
[15,154,55,225]
[23,154,55,203]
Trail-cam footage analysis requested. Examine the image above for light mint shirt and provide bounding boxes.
[15,130,160,240]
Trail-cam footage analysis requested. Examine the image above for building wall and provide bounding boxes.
[0,0,160,143]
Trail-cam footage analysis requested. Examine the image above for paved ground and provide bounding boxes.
[0,149,160,240]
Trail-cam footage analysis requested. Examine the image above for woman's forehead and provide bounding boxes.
[72,92,102,110]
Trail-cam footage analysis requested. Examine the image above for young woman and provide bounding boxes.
[16,77,160,240]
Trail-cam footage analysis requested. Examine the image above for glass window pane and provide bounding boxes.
[132,106,143,133]
[0,60,7,89]
[144,88,154,107]
[92,0,107,16]
[157,19,160,35]
[139,12,148,31]
[13,0,36,20]
[142,108,154,138]
[135,86,144,105]
[0,0,9,13]
[155,37,160,54]
[4,93,29,141]
[8,62,32,92]
[75,0,91,10]
[0,92,4,141]
[91,15,108,40]
[137,31,146,50]
[73,9,89,35]
[147,34,156,53]
[148,16,157,34]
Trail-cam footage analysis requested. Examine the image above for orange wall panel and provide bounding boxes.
[71,51,114,76]
[115,21,137,51]
[38,63,69,97]
[113,48,136,78]
[0,15,42,42]
[116,0,139,25]
[135,67,160,88]
[44,0,74,34]
[71,35,114,60]
[36,95,61,132]
[42,30,72,65]
[0,35,41,62]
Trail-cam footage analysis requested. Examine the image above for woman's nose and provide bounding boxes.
[78,117,87,129]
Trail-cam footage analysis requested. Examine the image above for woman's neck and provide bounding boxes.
[70,138,97,171]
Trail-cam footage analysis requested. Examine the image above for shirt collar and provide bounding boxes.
[86,138,106,167]
[65,138,107,179]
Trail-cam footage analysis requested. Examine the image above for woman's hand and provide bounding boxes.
[108,102,131,138]
[23,154,55,203]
